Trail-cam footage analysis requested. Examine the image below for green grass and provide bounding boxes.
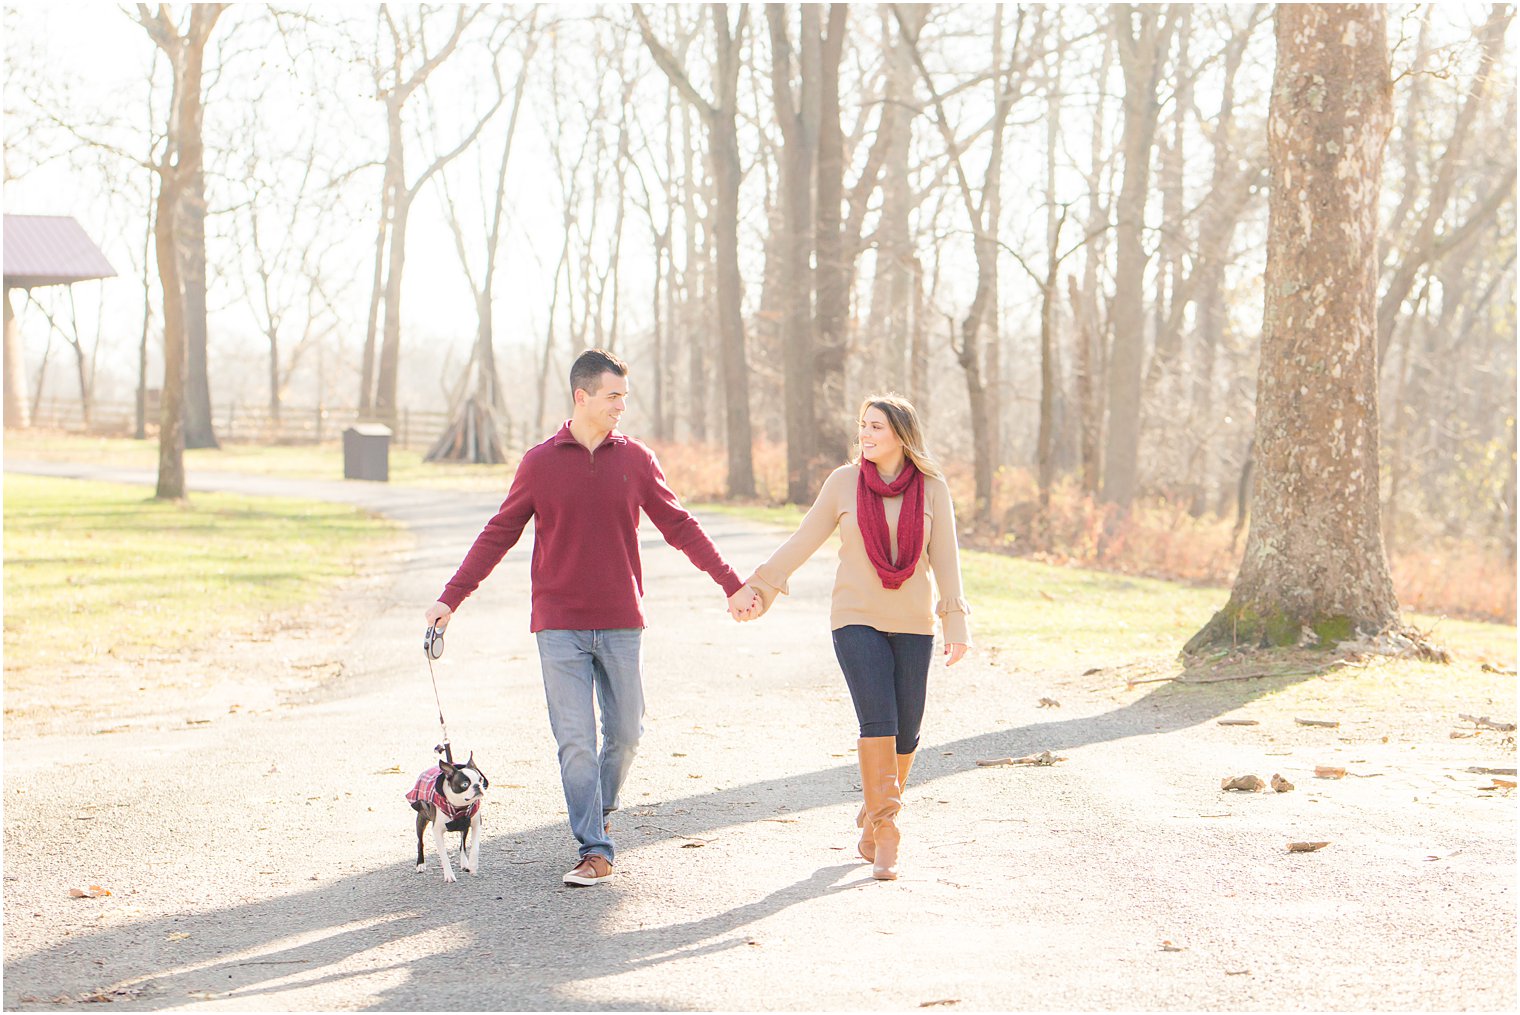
[696,500,1517,672]
[3,474,401,678]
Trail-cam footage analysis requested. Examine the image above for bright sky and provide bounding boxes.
[3,3,580,415]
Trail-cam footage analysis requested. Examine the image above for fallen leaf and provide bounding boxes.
[1037,697,1061,708]
[1271,774,1295,793]
[919,1001,961,1008]
[1220,774,1266,792]
[373,765,401,775]
[680,841,704,848]
[1287,841,1331,852]
[1160,940,1186,952]
[1314,766,1347,779]
[68,886,111,899]
[1217,719,1259,726]
[79,985,144,1003]
[1458,713,1517,732]
[1486,778,1516,790]
[167,931,190,941]
[1295,718,1339,728]
[977,751,1067,767]
[185,718,212,726]
[1225,969,1251,976]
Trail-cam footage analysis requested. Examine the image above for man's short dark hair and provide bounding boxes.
[570,349,629,399]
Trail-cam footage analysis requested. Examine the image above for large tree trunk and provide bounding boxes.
[373,195,411,425]
[358,149,396,414]
[813,4,850,476]
[1187,4,1406,654]
[1101,5,1170,512]
[711,111,756,497]
[637,4,753,494]
[136,4,225,498]
[865,3,922,395]
[766,3,819,503]
[155,176,187,500]
[182,169,217,447]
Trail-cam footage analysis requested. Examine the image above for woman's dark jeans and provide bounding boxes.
[830,624,935,755]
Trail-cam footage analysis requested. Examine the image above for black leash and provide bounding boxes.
[423,623,454,764]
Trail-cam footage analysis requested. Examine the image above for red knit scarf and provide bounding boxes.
[856,459,924,589]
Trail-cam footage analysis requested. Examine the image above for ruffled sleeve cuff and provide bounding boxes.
[937,597,971,646]
[745,570,788,616]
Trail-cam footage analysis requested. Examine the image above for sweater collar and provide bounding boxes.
[553,420,628,449]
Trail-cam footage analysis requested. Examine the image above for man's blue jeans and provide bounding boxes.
[535,628,644,862]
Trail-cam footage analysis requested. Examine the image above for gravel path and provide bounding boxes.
[3,461,1515,1011]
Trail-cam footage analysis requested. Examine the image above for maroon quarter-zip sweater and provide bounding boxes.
[437,422,744,632]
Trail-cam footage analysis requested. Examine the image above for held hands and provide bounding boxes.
[944,642,967,666]
[727,585,762,622]
[425,601,453,633]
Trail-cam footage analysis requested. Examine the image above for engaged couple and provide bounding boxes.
[424,348,970,887]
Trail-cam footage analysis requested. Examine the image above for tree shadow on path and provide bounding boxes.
[3,668,1309,1011]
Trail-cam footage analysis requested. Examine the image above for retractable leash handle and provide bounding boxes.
[424,623,454,764]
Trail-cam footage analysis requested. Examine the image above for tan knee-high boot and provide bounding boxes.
[857,737,902,880]
[857,750,916,862]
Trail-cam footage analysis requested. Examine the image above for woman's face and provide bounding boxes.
[858,406,904,466]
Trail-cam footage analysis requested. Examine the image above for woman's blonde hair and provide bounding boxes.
[852,392,944,480]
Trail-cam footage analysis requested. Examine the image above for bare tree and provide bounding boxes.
[897,4,1028,516]
[766,3,820,502]
[1100,4,1176,513]
[135,2,228,500]
[636,3,757,498]
[357,6,508,426]
[430,12,541,463]
[1377,3,1514,363]
[1187,5,1427,655]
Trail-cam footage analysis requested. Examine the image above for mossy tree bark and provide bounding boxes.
[1187,4,1401,654]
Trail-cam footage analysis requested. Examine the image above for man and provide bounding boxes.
[425,349,758,887]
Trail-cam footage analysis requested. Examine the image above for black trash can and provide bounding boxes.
[343,423,392,482]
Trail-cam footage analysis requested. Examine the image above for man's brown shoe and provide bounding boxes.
[563,854,614,887]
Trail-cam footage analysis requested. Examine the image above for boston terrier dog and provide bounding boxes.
[406,753,489,883]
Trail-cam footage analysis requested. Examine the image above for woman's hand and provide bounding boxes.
[944,642,967,666]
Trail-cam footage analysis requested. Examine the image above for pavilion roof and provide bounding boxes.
[3,214,117,288]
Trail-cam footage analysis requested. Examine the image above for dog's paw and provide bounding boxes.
[415,862,426,873]
[462,860,476,874]
[442,868,457,884]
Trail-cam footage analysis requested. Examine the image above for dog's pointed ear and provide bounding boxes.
[438,759,458,777]
[465,751,474,767]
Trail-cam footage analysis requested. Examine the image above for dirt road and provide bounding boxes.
[4,462,1515,1010]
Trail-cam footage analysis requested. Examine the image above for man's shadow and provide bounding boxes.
[3,669,1307,1011]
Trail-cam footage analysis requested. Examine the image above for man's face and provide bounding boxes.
[576,371,628,431]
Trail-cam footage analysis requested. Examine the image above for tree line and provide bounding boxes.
[4,3,1513,573]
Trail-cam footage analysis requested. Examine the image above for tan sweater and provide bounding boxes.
[746,463,971,645]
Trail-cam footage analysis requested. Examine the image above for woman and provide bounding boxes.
[742,393,970,880]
